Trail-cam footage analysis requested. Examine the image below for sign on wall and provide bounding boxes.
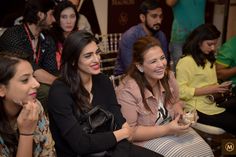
[108,0,143,33]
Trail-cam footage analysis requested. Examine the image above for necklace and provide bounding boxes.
[23,24,41,64]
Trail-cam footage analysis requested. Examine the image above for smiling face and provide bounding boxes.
[1,60,40,106]
[60,7,77,33]
[138,46,167,86]
[199,39,218,55]
[78,41,101,78]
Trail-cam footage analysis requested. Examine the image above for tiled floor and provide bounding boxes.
[194,129,236,157]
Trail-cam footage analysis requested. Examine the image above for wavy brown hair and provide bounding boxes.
[126,36,173,111]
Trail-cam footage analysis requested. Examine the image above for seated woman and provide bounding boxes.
[0,53,55,156]
[50,0,78,70]
[115,36,214,157]
[176,23,236,135]
[47,31,162,157]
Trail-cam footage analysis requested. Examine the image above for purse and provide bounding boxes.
[206,91,236,108]
[75,106,163,157]
[75,105,117,157]
[78,105,117,134]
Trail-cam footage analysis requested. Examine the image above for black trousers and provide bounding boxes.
[197,110,236,135]
[84,140,163,157]
[112,140,163,157]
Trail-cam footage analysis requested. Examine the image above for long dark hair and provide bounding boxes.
[0,53,25,156]
[23,0,55,24]
[60,31,98,112]
[127,36,172,111]
[182,23,221,68]
[50,1,78,46]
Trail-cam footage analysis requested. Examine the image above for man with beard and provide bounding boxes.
[0,0,57,110]
[114,0,168,76]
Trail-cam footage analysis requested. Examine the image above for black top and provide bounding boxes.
[47,73,126,157]
[0,24,58,75]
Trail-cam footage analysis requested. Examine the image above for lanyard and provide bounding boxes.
[23,24,41,64]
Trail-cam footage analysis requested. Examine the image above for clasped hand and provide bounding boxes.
[166,114,191,136]
[213,81,232,93]
[122,122,135,141]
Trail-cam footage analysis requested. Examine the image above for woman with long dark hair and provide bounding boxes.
[47,31,161,157]
[0,53,55,156]
[50,0,78,70]
[176,23,236,135]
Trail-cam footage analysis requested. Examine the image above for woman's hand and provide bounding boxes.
[210,82,232,94]
[196,82,232,96]
[173,101,184,117]
[113,122,135,142]
[166,114,190,136]
[122,122,134,141]
[220,81,232,90]
[17,101,40,135]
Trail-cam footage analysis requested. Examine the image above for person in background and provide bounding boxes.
[50,0,78,70]
[216,35,236,91]
[116,36,213,157]
[114,0,169,76]
[176,24,236,135]
[0,0,58,110]
[47,31,162,157]
[166,0,206,72]
[0,53,56,157]
[69,0,92,33]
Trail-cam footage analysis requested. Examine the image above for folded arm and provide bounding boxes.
[216,63,236,80]
[34,69,57,85]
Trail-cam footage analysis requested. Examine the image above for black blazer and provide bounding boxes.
[47,73,126,157]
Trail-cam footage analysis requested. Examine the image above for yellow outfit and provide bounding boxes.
[176,55,225,115]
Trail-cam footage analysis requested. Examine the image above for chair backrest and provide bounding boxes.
[109,74,124,88]
[96,33,122,76]
[0,27,7,37]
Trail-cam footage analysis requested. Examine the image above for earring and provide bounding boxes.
[138,68,144,73]
[136,64,144,73]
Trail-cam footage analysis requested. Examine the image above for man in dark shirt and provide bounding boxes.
[0,0,57,109]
